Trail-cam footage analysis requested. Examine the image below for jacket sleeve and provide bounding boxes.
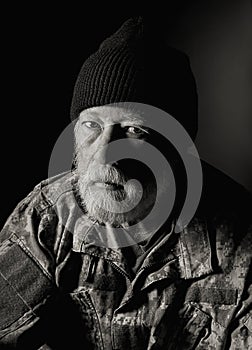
[0,185,57,349]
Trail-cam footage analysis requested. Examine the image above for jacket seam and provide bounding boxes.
[0,312,35,340]
[178,233,190,279]
[77,291,105,350]
[0,270,35,328]
[16,235,54,282]
[36,187,75,214]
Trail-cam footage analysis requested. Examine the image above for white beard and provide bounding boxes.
[75,149,156,227]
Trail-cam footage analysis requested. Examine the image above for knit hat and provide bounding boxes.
[70,17,198,139]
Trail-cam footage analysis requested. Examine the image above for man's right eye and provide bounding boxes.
[82,121,102,130]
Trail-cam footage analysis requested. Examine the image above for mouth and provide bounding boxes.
[93,181,124,191]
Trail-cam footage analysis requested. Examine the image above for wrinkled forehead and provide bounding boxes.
[78,105,146,126]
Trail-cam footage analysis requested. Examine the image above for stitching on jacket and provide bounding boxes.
[16,235,54,282]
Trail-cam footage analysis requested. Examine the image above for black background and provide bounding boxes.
[1,1,252,228]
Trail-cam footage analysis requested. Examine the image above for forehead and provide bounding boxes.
[78,105,146,125]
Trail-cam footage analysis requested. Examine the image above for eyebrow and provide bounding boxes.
[80,111,103,123]
[82,111,100,118]
[121,118,145,125]
[121,111,146,122]
[80,110,146,125]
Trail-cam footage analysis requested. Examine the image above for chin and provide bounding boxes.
[84,195,128,226]
[80,185,143,226]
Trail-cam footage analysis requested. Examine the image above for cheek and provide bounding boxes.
[75,130,100,159]
[76,145,96,168]
[76,128,99,147]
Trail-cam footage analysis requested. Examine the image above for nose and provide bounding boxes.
[94,124,122,165]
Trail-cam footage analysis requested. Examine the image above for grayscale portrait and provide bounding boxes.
[1,3,251,350]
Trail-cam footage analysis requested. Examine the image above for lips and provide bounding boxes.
[94,182,124,190]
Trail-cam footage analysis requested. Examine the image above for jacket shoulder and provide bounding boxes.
[0,171,77,243]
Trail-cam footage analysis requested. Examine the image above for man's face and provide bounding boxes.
[74,105,158,226]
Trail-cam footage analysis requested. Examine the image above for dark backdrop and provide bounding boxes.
[1,1,252,229]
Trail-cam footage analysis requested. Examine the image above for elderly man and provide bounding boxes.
[0,17,251,350]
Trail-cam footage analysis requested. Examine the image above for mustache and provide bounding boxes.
[84,165,128,186]
[73,147,129,186]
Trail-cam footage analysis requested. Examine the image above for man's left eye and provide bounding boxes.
[126,126,147,135]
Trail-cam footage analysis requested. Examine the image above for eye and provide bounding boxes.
[126,126,148,136]
[82,121,102,130]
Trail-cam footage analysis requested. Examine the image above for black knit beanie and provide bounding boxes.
[70,17,198,140]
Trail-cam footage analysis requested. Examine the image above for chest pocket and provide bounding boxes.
[148,302,211,350]
[170,303,211,349]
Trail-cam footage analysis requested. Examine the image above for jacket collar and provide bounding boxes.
[72,213,214,280]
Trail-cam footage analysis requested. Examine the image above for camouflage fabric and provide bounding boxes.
[0,170,251,349]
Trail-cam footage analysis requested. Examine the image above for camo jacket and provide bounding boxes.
[0,169,251,350]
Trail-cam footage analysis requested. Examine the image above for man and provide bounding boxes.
[0,17,251,349]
